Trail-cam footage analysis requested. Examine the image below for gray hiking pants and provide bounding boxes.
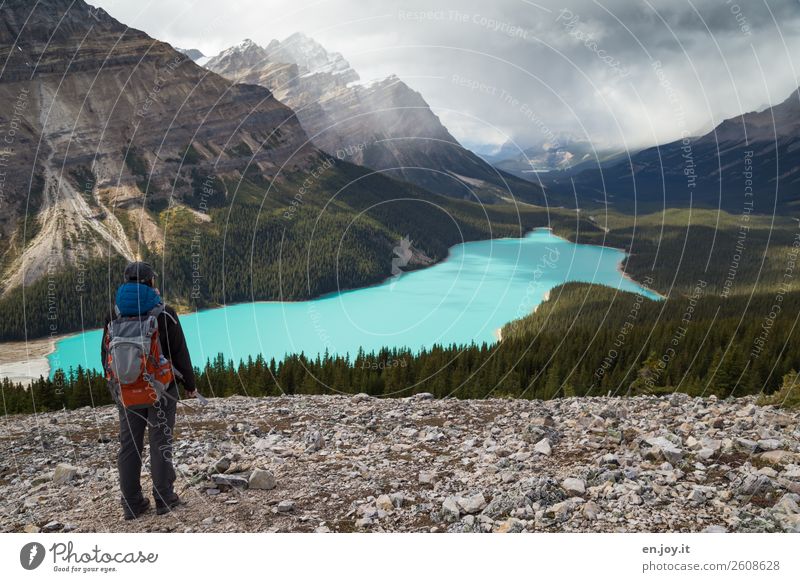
[117,383,178,508]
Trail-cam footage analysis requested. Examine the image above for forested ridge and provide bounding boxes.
[4,280,798,414]
[0,159,588,341]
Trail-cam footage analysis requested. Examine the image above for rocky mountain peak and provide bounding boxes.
[265,32,357,80]
[205,39,271,79]
[203,33,545,204]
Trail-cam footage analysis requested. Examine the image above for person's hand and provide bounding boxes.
[185,389,197,399]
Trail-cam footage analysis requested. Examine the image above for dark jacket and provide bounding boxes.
[101,283,196,391]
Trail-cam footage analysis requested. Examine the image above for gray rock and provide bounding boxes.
[759,450,798,466]
[494,517,525,532]
[441,497,461,522]
[757,439,784,451]
[304,430,324,452]
[737,474,775,497]
[418,470,436,485]
[276,500,295,513]
[697,447,716,460]
[544,500,575,521]
[376,494,394,512]
[773,493,800,515]
[561,478,586,496]
[248,468,276,490]
[209,457,231,474]
[524,476,568,505]
[211,473,249,489]
[734,438,758,454]
[482,491,526,519]
[645,437,684,464]
[534,438,552,456]
[456,493,487,514]
[53,464,78,485]
[687,487,708,505]
[254,435,282,450]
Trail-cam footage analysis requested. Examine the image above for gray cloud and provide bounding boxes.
[94,0,800,153]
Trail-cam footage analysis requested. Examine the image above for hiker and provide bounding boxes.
[101,261,197,520]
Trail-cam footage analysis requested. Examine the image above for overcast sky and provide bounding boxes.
[93,0,800,153]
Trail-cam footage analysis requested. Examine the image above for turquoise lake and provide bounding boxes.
[47,229,661,375]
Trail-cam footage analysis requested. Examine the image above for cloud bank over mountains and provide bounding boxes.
[94,0,800,153]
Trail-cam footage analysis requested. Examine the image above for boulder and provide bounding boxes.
[376,494,394,512]
[53,464,78,485]
[494,518,525,533]
[533,438,552,456]
[211,473,249,489]
[456,493,487,514]
[209,457,231,474]
[248,469,276,490]
[418,471,436,485]
[759,450,798,467]
[561,478,586,496]
[441,497,461,522]
[304,430,324,453]
[644,437,684,464]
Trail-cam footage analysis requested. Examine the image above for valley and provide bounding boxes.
[0,0,797,414]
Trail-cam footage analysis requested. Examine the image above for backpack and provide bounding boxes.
[104,303,175,408]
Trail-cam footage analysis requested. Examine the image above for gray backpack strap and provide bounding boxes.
[148,302,166,318]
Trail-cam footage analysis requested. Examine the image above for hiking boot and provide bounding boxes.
[123,497,150,520]
[155,493,182,515]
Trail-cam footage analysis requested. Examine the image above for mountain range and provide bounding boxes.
[0,0,565,341]
[197,35,547,204]
[544,90,800,212]
[1,0,798,343]
[478,135,627,177]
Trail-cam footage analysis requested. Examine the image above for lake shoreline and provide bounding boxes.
[538,226,667,300]
[1,227,662,383]
[0,337,56,385]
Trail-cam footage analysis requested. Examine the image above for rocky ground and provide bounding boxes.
[1,393,800,533]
